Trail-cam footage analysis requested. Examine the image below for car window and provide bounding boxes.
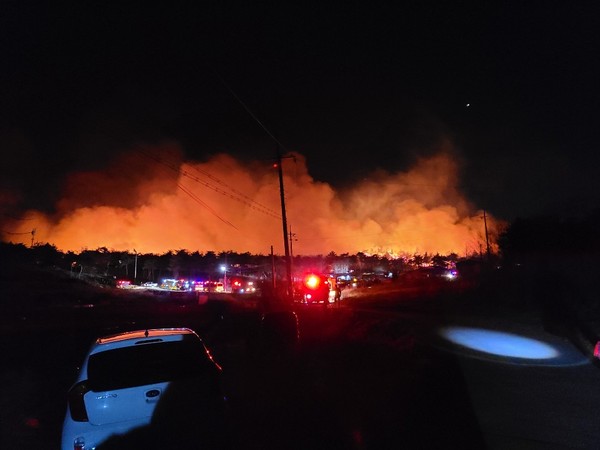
[87,339,212,391]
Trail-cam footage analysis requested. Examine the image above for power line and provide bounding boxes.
[1,213,34,221]
[136,147,281,220]
[188,164,281,218]
[126,147,240,229]
[177,183,239,230]
[2,227,36,247]
[181,168,281,219]
[1,229,33,235]
[206,65,297,296]
[207,64,288,151]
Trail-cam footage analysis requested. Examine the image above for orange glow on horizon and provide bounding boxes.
[2,141,501,257]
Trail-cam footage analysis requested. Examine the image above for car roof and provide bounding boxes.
[92,328,197,350]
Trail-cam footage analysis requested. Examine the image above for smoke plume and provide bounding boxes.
[2,141,499,256]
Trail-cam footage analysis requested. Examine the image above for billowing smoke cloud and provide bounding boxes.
[2,141,499,256]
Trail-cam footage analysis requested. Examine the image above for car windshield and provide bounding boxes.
[87,339,210,391]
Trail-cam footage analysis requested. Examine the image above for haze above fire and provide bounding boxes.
[4,141,498,256]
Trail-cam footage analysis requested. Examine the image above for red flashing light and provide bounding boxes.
[304,274,320,289]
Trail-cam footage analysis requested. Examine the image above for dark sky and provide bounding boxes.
[1,1,599,222]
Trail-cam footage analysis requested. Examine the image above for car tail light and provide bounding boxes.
[68,381,90,422]
[594,342,600,359]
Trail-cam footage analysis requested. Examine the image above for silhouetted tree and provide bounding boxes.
[143,256,158,280]
[30,243,61,267]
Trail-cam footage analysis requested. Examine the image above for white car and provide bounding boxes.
[61,328,225,450]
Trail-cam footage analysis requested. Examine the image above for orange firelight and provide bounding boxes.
[1,145,500,256]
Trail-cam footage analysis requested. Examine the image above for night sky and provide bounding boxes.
[1,2,599,225]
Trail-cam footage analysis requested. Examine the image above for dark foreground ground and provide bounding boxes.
[2,266,600,449]
[0,303,484,449]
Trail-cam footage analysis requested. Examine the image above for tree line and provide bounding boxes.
[1,242,466,284]
[7,210,595,284]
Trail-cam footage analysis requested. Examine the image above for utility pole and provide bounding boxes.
[30,228,36,248]
[133,249,138,282]
[289,225,297,288]
[271,245,276,291]
[289,225,297,259]
[483,210,491,261]
[276,146,293,301]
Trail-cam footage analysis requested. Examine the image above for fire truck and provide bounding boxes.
[294,273,333,307]
[230,277,258,294]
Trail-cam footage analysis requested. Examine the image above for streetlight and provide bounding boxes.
[220,265,227,293]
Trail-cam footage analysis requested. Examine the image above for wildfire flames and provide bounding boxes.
[2,142,499,256]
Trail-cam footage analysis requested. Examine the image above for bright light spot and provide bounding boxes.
[466,103,471,107]
[441,326,558,359]
[305,275,320,289]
